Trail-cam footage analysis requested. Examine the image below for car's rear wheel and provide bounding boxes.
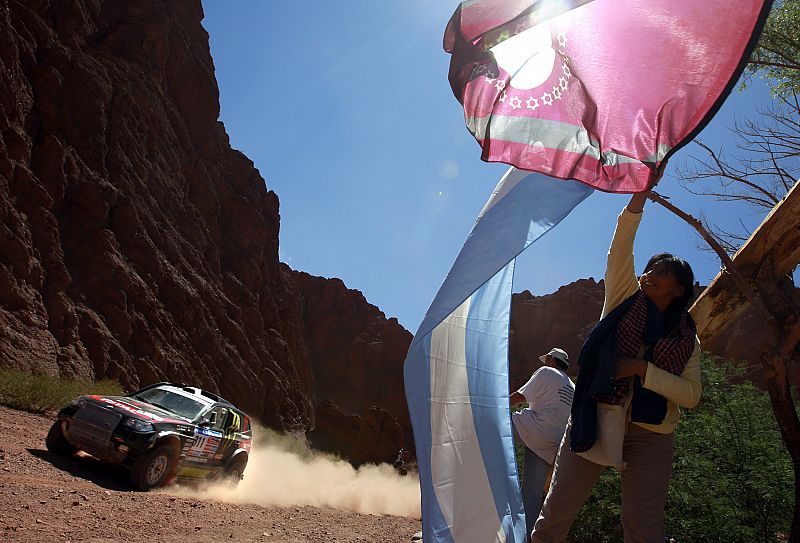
[45,420,77,456]
[130,444,176,491]
[222,455,248,484]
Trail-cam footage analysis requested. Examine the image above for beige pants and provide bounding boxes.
[531,423,675,543]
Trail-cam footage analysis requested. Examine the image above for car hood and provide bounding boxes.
[85,395,188,424]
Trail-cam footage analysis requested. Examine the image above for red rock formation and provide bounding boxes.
[290,269,413,462]
[509,278,605,387]
[0,0,416,463]
[308,400,406,466]
[0,0,313,430]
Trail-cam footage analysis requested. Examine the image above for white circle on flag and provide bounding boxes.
[490,23,556,90]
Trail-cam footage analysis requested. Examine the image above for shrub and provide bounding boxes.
[0,368,124,414]
[567,356,792,543]
[666,357,792,542]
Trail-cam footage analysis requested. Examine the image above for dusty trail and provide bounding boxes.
[0,406,421,543]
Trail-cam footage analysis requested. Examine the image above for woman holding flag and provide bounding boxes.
[531,182,702,543]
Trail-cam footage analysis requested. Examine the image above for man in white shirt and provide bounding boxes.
[510,347,575,540]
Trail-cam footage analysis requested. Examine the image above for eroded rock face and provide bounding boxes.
[509,278,605,387]
[0,0,417,461]
[290,269,413,462]
[0,0,313,430]
[308,400,406,467]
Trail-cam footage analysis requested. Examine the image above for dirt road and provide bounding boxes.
[0,406,421,543]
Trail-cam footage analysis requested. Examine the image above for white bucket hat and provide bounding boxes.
[539,347,569,367]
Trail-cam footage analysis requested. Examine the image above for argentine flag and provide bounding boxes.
[404,168,592,543]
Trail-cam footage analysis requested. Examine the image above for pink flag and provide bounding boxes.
[445,0,773,192]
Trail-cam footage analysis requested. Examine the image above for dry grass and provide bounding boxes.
[0,368,124,414]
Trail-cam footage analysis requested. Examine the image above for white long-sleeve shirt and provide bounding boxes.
[604,208,702,434]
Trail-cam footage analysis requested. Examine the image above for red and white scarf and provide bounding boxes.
[592,291,696,405]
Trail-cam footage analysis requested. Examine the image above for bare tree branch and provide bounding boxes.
[748,59,800,71]
[675,94,800,250]
[648,192,777,327]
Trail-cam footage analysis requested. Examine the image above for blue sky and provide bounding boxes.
[200,1,784,332]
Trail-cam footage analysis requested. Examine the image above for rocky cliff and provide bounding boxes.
[0,0,417,463]
[288,268,413,464]
[509,278,605,387]
[0,1,307,433]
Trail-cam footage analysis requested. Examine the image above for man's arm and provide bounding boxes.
[509,391,526,406]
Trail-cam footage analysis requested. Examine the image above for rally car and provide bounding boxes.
[45,382,252,490]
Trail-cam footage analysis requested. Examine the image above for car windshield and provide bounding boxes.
[132,388,206,420]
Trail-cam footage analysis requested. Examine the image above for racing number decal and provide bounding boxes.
[188,428,222,460]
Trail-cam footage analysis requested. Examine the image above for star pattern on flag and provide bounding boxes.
[482,28,571,113]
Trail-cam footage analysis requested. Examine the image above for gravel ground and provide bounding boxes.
[0,406,421,543]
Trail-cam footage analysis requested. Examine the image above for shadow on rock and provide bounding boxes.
[27,448,133,491]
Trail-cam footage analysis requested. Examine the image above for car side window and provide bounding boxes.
[209,406,228,431]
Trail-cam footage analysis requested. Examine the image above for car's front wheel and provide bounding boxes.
[130,444,176,491]
[222,455,248,485]
[45,420,78,456]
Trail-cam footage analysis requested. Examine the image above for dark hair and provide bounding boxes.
[643,252,695,331]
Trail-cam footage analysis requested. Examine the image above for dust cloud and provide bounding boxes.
[172,427,421,519]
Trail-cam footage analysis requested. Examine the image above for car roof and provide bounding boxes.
[133,382,239,410]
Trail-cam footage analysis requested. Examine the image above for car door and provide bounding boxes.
[214,407,243,467]
[181,405,227,477]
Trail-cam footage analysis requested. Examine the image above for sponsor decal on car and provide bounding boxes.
[51,385,252,490]
[90,396,181,423]
[187,456,210,464]
[188,434,222,458]
[196,427,223,438]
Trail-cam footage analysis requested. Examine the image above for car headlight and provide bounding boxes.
[124,418,154,432]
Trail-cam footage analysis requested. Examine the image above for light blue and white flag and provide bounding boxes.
[404,168,593,543]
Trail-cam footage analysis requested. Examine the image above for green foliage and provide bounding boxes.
[746,0,800,97]
[512,402,527,479]
[565,356,792,543]
[0,368,124,414]
[570,469,624,543]
[667,357,792,542]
